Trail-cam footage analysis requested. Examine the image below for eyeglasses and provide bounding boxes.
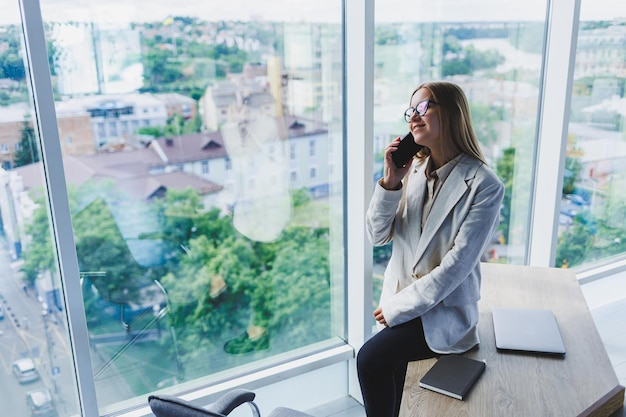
[404,99,437,122]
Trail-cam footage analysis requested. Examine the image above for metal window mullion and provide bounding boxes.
[529,0,581,267]
[344,0,374,403]
[18,1,99,416]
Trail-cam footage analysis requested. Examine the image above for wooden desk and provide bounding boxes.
[400,262,625,417]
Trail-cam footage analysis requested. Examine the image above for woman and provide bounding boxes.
[358,81,504,416]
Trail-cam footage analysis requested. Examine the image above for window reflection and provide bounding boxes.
[6,0,344,414]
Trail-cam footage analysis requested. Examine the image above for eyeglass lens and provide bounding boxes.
[404,100,430,122]
[415,100,429,115]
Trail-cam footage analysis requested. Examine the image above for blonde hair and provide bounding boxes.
[411,81,486,164]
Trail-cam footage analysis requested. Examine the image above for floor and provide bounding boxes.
[583,272,626,417]
[307,274,626,417]
[306,396,365,417]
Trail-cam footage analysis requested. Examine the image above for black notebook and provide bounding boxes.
[419,354,486,400]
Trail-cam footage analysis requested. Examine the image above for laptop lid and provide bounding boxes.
[492,307,566,355]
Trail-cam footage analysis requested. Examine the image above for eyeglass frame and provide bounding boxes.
[404,99,438,123]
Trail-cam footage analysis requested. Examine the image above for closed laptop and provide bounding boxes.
[492,307,566,355]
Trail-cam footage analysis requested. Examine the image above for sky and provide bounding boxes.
[2,0,624,26]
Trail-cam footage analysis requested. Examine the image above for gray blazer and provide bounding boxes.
[366,154,504,353]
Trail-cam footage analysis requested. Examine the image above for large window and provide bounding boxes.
[1,1,625,416]
[557,1,626,268]
[2,1,344,415]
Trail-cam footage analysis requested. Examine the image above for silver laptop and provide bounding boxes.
[492,307,566,355]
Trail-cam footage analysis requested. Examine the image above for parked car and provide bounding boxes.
[26,387,58,417]
[12,358,40,384]
[0,305,4,320]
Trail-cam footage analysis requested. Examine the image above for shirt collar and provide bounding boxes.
[425,153,464,182]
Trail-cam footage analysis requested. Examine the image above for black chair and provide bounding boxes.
[148,388,314,417]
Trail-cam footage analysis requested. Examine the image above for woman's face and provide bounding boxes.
[408,88,441,149]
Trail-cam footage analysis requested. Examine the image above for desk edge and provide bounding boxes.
[578,385,625,417]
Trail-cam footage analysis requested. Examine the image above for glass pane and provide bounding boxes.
[0,1,81,416]
[373,1,547,310]
[32,0,343,413]
[557,2,626,268]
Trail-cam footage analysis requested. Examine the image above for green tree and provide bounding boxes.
[563,156,583,196]
[72,198,149,303]
[164,114,193,136]
[137,126,164,138]
[375,26,401,45]
[21,181,155,296]
[147,188,206,260]
[0,51,25,81]
[555,221,594,268]
[21,199,55,285]
[442,44,505,77]
[152,186,333,360]
[495,147,515,243]
[268,227,330,345]
[143,49,184,88]
[470,103,501,147]
[13,120,39,167]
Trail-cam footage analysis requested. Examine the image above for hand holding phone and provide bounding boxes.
[391,132,423,168]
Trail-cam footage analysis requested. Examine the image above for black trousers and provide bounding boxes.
[357,317,437,417]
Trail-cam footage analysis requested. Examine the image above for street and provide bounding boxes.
[0,239,80,417]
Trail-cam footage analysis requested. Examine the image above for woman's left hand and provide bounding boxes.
[374,306,387,327]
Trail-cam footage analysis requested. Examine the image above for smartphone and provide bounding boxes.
[391,132,423,168]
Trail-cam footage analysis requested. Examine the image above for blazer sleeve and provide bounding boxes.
[365,178,404,246]
[381,166,504,327]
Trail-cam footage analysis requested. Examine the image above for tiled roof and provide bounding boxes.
[12,147,221,201]
[117,171,222,200]
[150,131,228,165]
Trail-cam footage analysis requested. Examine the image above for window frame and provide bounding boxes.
[528,0,582,267]
[20,0,100,415]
